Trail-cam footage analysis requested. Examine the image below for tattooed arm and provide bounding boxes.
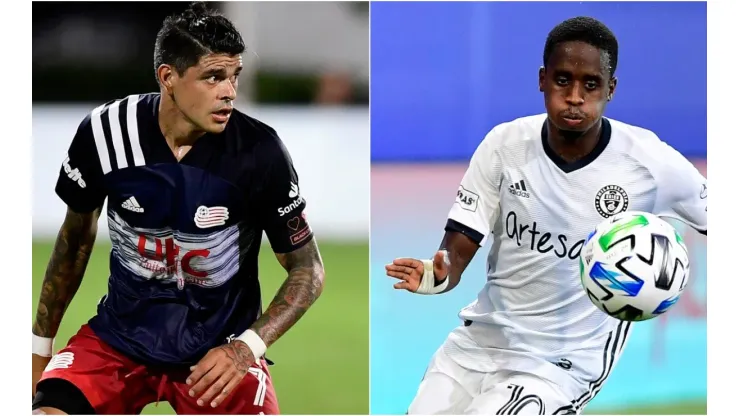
[187,237,325,408]
[32,206,100,397]
[249,236,325,347]
[33,206,101,339]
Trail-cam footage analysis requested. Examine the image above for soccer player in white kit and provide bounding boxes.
[385,17,708,415]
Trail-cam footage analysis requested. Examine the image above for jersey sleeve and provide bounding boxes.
[653,142,707,235]
[55,113,107,213]
[260,138,314,253]
[445,129,504,246]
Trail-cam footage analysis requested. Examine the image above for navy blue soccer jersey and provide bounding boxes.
[54,93,314,367]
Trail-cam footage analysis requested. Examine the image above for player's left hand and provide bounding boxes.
[186,340,255,408]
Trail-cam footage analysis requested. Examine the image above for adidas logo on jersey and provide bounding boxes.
[121,196,144,213]
[62,156,86,188]
[508,180,530,198]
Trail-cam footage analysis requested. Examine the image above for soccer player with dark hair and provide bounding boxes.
[387,16,707,414]
[31,3,325,414]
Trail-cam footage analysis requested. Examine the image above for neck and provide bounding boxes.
[158,92,205,148]
[546,118,603,163]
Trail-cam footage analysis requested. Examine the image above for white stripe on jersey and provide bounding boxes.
[90,103,112,174]
[126,95,146,167]
[107,99,129,170]
[107,209,254,288]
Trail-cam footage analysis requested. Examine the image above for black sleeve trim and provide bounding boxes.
[445,219,484,245]
[698,229,706,236]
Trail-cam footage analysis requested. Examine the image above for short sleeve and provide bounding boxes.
[55,113,107,213]
[260,138,314,253]
[653,142,707,235]
[445,129,504,246]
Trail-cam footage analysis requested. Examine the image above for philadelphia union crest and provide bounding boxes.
[595,185,629,218]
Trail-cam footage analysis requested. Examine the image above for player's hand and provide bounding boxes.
[32,353,51,397]
[385,250,449,292]
[187,340,255,408]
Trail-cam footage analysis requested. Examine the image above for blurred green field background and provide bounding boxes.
[583,401,706,415]
[32,240,369,415]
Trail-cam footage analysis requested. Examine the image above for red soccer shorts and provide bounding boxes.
[38,324,280,414]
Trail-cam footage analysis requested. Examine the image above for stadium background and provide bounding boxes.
[370,2,706,415]
[32,2,369,414]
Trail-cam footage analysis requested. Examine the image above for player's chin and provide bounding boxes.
[203,119,229,134]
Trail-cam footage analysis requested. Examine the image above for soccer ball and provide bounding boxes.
[579,211,690,322]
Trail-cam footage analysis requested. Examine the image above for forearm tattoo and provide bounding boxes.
[32,207,100,338]
[250,238,325,347]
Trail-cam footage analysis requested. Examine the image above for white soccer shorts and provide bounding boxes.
[407,345,576,415]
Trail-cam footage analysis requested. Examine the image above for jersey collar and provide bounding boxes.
[540,117,612,174]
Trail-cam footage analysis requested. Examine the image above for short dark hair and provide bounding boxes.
[543,16,619,77]
[153,2,246,83]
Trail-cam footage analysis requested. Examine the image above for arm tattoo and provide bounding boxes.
[250,238,325,348]
[32,207,100,338]
[438,231,479,293]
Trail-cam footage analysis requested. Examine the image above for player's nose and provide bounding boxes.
[565,85,585,106]
[220,80,237,101]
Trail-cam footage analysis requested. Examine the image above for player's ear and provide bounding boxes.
[157,64,175,92]
[538,66,546,92]
[607,77,617,101]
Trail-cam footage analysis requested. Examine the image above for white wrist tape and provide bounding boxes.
[32,333,54,357]
[236,329,267,358]
[415,258,449,295]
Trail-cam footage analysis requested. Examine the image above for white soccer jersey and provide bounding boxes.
[444,113,707,399]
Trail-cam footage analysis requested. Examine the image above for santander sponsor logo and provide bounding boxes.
[278,197,304,217]
[278,181,304,216]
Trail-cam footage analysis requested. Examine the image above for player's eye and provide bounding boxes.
[585,81,598,90]
[205,74,226,84]
[555,76,569,86]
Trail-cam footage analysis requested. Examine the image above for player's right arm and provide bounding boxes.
[32,112,107,396]
[652,140,707,236]
[386,128,503,294]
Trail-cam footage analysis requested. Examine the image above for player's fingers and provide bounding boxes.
[386,270,411,281]
[210,373,243,408]
[189,364,224,399]
[392,258,421,268]
[197,370,232,407]
[187,353,218,386]
[393,281,411,290]
[386,264,418,276]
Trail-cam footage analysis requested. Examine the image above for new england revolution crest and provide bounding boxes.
[595,185,629,218]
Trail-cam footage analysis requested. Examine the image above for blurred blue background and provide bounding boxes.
[370,1,707,415]
[371,1,707,161]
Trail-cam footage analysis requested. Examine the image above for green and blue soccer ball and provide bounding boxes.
[579,211,690,322]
